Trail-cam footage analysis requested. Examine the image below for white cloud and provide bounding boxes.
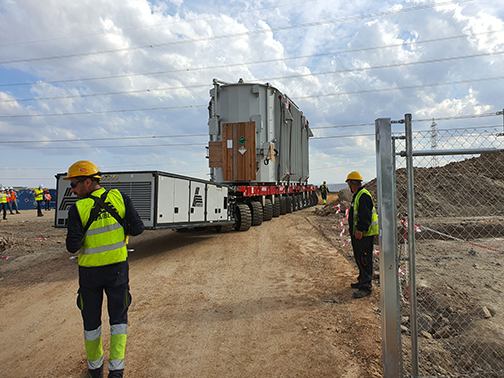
[0,0,503,187]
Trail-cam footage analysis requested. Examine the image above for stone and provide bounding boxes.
[420,330,433,339]
[433,326,451,339]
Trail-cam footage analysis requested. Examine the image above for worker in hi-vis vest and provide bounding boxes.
[0,187,7,220]
[34,184,44,217]
[319,181,329,204]
[346,171,379,299]
[65,160,144,378]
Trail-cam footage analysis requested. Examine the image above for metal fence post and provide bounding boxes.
[376,118,402,378]
[405,114,419,377]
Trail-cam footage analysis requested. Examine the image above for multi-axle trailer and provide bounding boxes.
[54,79,318,231]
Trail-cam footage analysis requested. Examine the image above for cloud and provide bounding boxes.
[0,0,503,187]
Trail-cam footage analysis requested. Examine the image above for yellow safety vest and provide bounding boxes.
[0,193,7,204]
[76,188,127,267]
[35,189,44,201]
[353,188,379,236]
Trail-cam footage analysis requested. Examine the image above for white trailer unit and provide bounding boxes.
[54,171,233,230]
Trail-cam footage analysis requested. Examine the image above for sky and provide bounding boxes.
[1,0,503,189]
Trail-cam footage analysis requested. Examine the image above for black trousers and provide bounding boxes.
[77,261,131,331]
[351,235,374,291]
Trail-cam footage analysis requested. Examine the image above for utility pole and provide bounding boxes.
[430,119,438,167]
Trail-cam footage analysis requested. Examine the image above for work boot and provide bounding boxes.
[108,369,124,378]
[350,282,360,289]
[352,289,371,299]
[88,365,104,378]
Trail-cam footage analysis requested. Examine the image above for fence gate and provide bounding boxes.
[376,115,504,378]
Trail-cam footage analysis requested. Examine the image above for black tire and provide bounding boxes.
[284,196,292,213]
[311,193,318,206]
[272,197,281,217]
[292,195,298,212]
[280,196,287,215]
[235,203,251,231]
[249,201,263,226]
[263,198,273,221]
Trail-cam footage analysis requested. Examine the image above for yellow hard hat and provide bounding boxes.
[345,171,363,182]
[64,160,102,180]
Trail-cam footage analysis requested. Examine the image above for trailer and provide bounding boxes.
[54,79,319,232]
[54,171,233,231]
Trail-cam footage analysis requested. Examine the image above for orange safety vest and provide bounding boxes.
[44,192,51,201]
[10,190,16,201]
[6,191,12,202]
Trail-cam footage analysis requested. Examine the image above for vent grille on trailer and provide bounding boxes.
[101,181,152,221]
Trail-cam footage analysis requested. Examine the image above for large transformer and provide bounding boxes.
[54,79,319,233]
[207,79,313,185]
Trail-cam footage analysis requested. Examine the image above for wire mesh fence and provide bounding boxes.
[394,126,504,377]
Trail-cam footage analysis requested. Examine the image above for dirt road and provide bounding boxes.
[0,208,382,378]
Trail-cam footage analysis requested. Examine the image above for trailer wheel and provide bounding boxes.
[280,197,287,215]
[272,198,281,217]
[263,198,273,221]
[311,193,317,206]
[249,201,263,226]
[299,195,305,209]
[292,196,298,212]
[285,196,292,213]
[235,203,251,231]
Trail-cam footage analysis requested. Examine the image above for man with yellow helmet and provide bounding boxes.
[65,160,144,378]
[319,181,329,204]
[346,171,379,299]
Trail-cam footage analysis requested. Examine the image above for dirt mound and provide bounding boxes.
[363,151,504,217]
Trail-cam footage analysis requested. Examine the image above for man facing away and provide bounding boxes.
[65,160,144,378]
[346,171,379,299]
[319,181,329,204]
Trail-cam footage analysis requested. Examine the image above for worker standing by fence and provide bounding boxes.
[65,160,144,378]
[346,171,379,299]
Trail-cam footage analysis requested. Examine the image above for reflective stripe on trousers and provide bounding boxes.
[109,323,127,371]
[84,325,104,370]
[83,323,128,371]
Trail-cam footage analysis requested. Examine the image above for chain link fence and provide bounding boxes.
[392,124,504,377]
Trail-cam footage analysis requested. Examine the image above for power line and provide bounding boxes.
[2,29,500,88]
[0,104,207,118]
[4,49,504,104]
[2,123,501,150]
[0,0,318,48]
[0,134,207,144]
[0,142,208,150]
[0,0,473,65]
[2,76,503,119]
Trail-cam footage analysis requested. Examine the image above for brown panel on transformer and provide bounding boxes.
[208,141,223,168]
[222,122,256,182]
